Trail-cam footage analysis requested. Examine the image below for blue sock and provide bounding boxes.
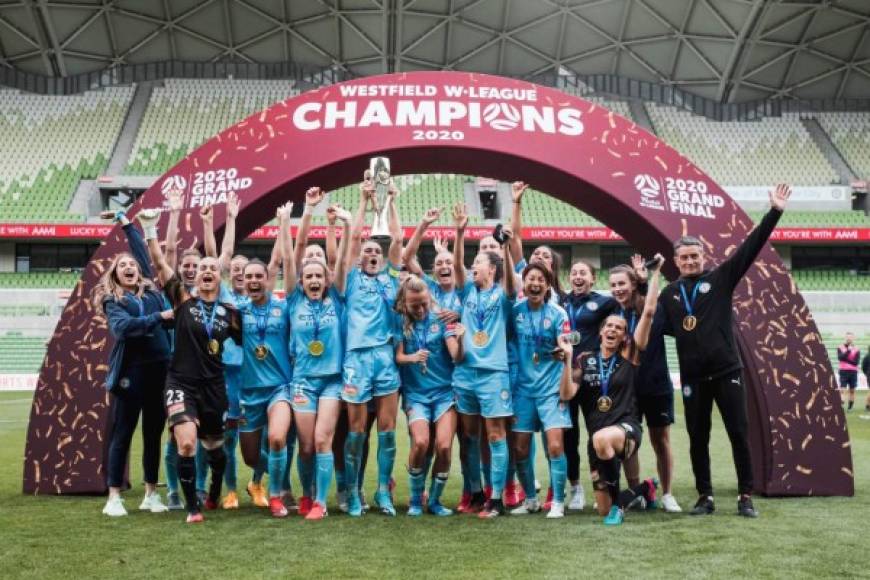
[195,442,208,492]
[335,465,347,493]
[253,431,268,484]
[408,466,426,506]
[344,432,365,498]
[429,473,449,506]
[282,445,293,493]
[164,441,179,493]
[223,427,238,491]
[516,458,536,498]
[298,454,315,498]
[550,453,567,503]
[377,431,396,493]
[489,438,508,500]
[315,452,333,506]
[267,447,287,498]
[464,435,482,493]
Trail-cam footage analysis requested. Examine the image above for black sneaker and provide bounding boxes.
[690,495,715,515]
[469,491,487,513]
[737,495,759,518]
[478,498,505,519]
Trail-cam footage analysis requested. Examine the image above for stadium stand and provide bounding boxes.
[813,112,870,179]
[647,105,839,186]
[0,86,133,222]
[0,332,47,373]
[747,210,868,227]
[790,270,870,292]
[126,79,300,175]
[0,272,80,288]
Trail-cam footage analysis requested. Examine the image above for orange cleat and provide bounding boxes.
[269,496,288,518]
[298,496,313,517]
[305,502,327,520]
[221,491,239,510]
[247,481,268,508]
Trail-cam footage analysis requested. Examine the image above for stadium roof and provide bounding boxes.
[1,0,869,103]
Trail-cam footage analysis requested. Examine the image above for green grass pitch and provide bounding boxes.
[0,391,867,579]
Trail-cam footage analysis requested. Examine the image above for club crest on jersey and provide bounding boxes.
[699,282,711,294]
[587,357,596,366]
[216,305,226,316]
[683,385,692,397]
[271,307,282,317]
[543,318,552,329]
[587,301,599,311]
[430,323,440,334]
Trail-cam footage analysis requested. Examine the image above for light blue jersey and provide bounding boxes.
[458,281,512,372]
[240,295,293,388]
[398,312,455,396]
[345,265,400,351]
[424,275,462,314]
[511,300,569,398]
[286,286,345,379]
[220,283,249,368]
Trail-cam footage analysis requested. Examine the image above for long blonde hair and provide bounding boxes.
[92,252,155,313]
[394,274,438,336]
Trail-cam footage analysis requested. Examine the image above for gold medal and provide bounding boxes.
[597,396,613,413]
[308,340,325,357]
[208,339,220,356]
[472,330,489,347]
[682,315,697,332]
[254,344,269,360]
[533,352,540,365]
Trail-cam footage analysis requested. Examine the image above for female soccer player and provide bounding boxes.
[560,259,617,509]
[285,204,352,520]
[565,255,664,526]
[394,275,465,516]
[452,202,517,519]
[339,178,404,517]
[609,256,680,512]
[509,262,575,519]
[94,252,174,517]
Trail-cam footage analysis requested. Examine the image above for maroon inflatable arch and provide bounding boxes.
[23,71,852,496]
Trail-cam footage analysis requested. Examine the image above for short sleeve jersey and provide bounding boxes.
[219,283,249,368]
[239,296,293,389]
[286,286,345,379]
[458,281,512,372]
[345,265,401,351]
[398,312,454,394]
[578,352,639,435]
[511,300,570,398]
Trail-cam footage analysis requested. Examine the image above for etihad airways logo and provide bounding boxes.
[291,83,584,138]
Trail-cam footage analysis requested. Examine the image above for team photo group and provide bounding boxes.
[95,165,792,526]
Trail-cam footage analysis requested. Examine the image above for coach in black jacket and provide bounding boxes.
[659,184,791,519]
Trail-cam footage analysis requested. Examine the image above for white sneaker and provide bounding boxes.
[337,490,349,513]
[546,501,565,519]
[139,492,169,513]
[661,493,682,513]
[102,496,127,517]
[568,485,585,511]
[511,497,541,515]
[534,479,542,493]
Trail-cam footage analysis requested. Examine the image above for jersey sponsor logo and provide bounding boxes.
[699,282,711,294]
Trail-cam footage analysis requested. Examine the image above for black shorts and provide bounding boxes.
[839,370,858,390]
[586,419,643,477]
[164,376,227,440]
[635,391,675,428]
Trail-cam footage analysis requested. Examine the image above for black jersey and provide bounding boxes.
[164,276,242,385]
[578,351,639,435]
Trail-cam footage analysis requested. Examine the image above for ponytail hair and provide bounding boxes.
[394,274,437,336]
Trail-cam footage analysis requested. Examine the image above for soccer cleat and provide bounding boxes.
[102,496,127,517]
[478,498,505,519]
[568,485,585,511]
[737,495,759,518]
[305,502,327,520]
[298,496,313,517]
[375,490,397,517]
[166,492,184,511]
[627,496,647,511]
[644,477,660,510]
[222,491,239,510]
[407,502,424,517]
[269,496,289,518]
[546,501,566,519]
[510,497,541,515]
[185,512,204,524]
[503,481,522,509]
[542,487,554,511]
[427,501,454,517]
[284,491,299,511]
[456,491,473,513]
[337,489,349,513]
[247,481,268,508]
[347,492,363,517]
[690,495,715,516]
[603,505,624,525]
[661,493,682,513]
[139,492,169,513]
[359,489,370,512]
[203,497,219,511]
[483,485,493,501]
[468,491,487,513]
[196,490,208,507]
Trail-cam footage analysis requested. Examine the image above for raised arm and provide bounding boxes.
[278,203,296,295]
[295,187,325,273]
[137,210,174,285]
[555,332,574,400]
[349,180,372,268]
[501,227,517,298]
[507,181,527,266]
[116,213,154,279]
[452,202,468,289]
[631,254,663,356]
[445,323,465,363]
[218,191,239,272]
[387,181,403,268]
[164,191,183,273]
[402,207,442,269]
[332,206,353,295]
[201,204,217,259]
[325,204,339,270]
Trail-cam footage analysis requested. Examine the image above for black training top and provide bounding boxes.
[578,351,639,435]
[658,208,781,384]
[164,275,242,385]
[562,291,618,353]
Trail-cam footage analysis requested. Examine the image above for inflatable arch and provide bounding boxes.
[24,72,852,496]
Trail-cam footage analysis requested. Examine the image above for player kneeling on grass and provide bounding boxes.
[510,262,574,519]
[564,255,664,526]
[394,275,464,516]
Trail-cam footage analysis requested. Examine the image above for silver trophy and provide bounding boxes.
[365,157,395,240]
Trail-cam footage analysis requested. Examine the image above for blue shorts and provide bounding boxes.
[453,366,512,419]
[403,388,455,424]
[509,362,519,391]
[342,343,400,404]
[239,384,291,433]
[291,375,343,414]
[513,392,571,433]
[225,366,242,421]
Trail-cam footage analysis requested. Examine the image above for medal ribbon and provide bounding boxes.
[308,298,324,341]
[474,286,500,331]
[371,275,393,308]
[565,298,586,332]
[679,280,702,318]
[618,306,637,334]
[251,297,272,345]
[597,353,617,399]
[197,299,218,342]
[412,317,430,352]
[526,302,545,357]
